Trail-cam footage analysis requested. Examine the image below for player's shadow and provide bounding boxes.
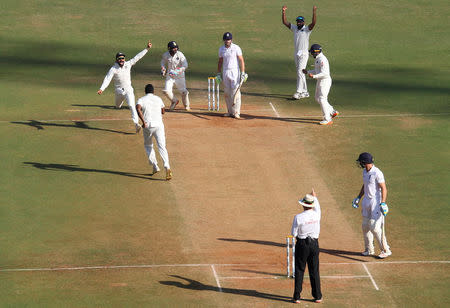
[72,104,130,110]
[319,248,370,262]
[11,120,134,135]
[23,162,164,181]
[217,238,285,247]
[159,275,292,303]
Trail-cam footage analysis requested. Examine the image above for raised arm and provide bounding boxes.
[129,41,152,66]
[282,6,291,29]
[308,6,317,30]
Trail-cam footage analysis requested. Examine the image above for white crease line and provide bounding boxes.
[269,102,280,118]
[211,265,222,292]
[362,263,379,291]
[219,275,369,280]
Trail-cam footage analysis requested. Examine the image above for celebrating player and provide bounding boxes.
[98,40,152,133]
[161,41,191,111]
[352,152,391,258]
[282,5,316,100]
[216,32,248,119]
[303,44,339,125]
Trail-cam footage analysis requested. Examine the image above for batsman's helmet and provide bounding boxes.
[115,52,126,59]
[356,152,374,167]
[167,41,178,49]
[223,32,232,40]
[309,44,322,55]
[296,16,305,22]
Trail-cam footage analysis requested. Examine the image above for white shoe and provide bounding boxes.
[378,250,392,259]
[292,92,301,100]
[185,106,191,111]
[169,100,179,111]
[152,165,160,174]
[361,250,374,256]
[135,123,142,133]
[319,119,333,125]
[234,114,241,119]
[299,92,310,98]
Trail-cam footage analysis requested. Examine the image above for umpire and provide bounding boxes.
[291,189,322,303]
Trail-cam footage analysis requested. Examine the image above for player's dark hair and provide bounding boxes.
[145,84,154,94]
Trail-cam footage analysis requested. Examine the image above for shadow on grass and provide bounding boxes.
[218,238,367,262]
[23,162,165,181]
[72,104,130,110]
[11,120,134,135]
[159,275,292,303]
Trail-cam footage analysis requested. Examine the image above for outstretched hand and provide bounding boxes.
[147,41,152,49]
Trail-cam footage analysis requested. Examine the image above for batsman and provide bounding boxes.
[353,152,392,259]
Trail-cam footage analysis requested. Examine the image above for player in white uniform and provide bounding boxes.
[160,41,190,111]
[303,44,339,125]
[352,152,391,258]
[291,189,322,303]
[282,5,316,100]
[98,41,152,133]
[216,32,248,119]
[136,84,172,181]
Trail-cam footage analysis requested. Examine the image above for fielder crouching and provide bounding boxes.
[291,189,323,303]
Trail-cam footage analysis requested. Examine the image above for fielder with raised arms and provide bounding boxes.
[161,41,191,111]
[216,32,248,119]
[353,152,391,258]
[98,41,152,133]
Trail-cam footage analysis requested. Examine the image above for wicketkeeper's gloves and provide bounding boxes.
[380,202,389,216]
[352,197,360,208]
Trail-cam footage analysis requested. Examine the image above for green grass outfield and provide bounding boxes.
[1,0,449,306]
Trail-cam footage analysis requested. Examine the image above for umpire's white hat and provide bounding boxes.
[298,194,315,207]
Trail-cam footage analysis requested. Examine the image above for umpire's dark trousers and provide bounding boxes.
[293,237,322,301]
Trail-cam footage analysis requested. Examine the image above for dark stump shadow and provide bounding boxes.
[159,275,292,303]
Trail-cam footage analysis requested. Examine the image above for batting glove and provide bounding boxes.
[168,69,178,78]
[215,73,222,83]
[241,72,248,83]
[352,197,360,208]
[161,67,166,77]
[380,202,389,216]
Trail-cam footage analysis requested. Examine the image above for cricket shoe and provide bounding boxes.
[185,106,191,111]
[293,299,301,304]
[234,114,241,119]
[331,110,340,118]
[378,250,392,259]
[152,165,160,174]
[319,119,333,125]
[169,100,179,111]
[315,298,323,303]
[361,250,374,256]
[292,92,301,100]
[135,123,142,133]
[299,92,310,98]
[165,168,173,181]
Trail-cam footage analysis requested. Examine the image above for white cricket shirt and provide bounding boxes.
[161,50,188,78]
[309,53,331,80]
[361,165,385,219]
[290,24,312,55]
[291,197,321,239]
[219,43,242,71]
[136,93,165,127]
[100,48,149,91]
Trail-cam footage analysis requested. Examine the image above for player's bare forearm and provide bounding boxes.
[217,58,223,73]
[136,105,146,127]
[358,185,364,198]
[282,5,291,28]
[309,6,317,30]
[238,56,245,72]
[379,182,387,203]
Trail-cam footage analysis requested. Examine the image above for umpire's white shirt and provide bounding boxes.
[136,94,165,127]
[291,197,321,239]
[290,24,312,55]
[100,48,149,91]
[161,50,188,79]
[361,165,385,220]
[219,43,242,71]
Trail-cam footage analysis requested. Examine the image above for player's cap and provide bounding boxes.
[115,52,126,59]
[223,32,232,40]
[298,194,315,208]
[168,41,178,49]
[296,16,305,22]
[356,152,374,164]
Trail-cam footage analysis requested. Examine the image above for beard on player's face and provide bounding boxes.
[224,39,232,47]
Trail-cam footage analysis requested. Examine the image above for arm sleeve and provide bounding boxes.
[129,48,149,66]
[99,67,114,91]
[290,24,296,32]
[291,216,298,237]
[313,59,330,79]
[180,53,188,70]
[377,169,385,184]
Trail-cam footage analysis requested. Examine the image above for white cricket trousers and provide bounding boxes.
[163,77,190,107]
[223,69,241,116]
[143,125,170,170]
[114,87,139,124]
[315,78,335,121]
[295,52,309,94]
[362,216,390,253]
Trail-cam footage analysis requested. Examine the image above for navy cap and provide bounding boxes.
[223,32,232,40]
[356,152,374,164]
